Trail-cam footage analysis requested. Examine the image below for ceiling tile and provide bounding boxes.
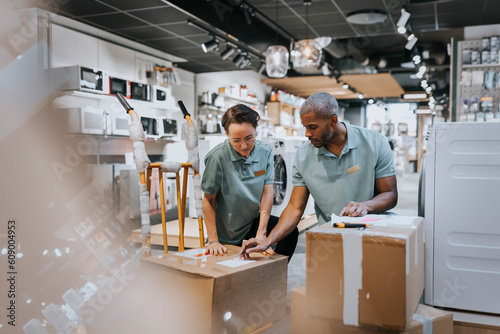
[158,23,202,36]
[81,13,148,29]
[128,6,191,25]
[115,26,174,40]
[98,0,168,11]
[55,0,116,17]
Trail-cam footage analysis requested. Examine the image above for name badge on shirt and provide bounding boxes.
[254,170,266,177]
[347,165,360,174]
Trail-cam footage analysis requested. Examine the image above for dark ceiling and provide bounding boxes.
[42,0,500,93]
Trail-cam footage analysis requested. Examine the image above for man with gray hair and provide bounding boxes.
[240,92,397,257]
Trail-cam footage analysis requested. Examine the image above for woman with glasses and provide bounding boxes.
[201,104,298,260]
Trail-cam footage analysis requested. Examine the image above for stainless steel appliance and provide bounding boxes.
[130,82,151,101]
[56,65,110,94]
[109,77,130,98]
[63,106,111,135]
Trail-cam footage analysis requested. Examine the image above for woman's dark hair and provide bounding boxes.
[221,104,260,132]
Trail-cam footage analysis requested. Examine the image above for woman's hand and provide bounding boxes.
[205,241,227,256]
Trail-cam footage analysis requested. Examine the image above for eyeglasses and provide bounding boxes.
[228,133,256,146]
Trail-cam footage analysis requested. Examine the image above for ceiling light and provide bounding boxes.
[368,99,374,104]
[397,8,411,27]
[425,87,432,93]
[292,39,322,67]
[202,37,219,53]
[407,34,415,41]
[358,93,364,99]
[342,83,349,89]
[397,26,406,34]
[416,72,423,79]
[405,36,418,50]
[315,36,332,48]
[257,61,266,74]
[422,50,430,59]
[220,46,235,60]
[266,45,289,78]
[346,9,388,25]
[321,63,331,76]
[401,61,415,68]
[239,56,252,68]
[403,93,427,99]
[292,1,323,68]
[412,55,421,63]
[242,4,254,25]
[233,53,246,67]
[265,0,288,78]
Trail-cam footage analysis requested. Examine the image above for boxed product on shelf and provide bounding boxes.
[472,50,480,64]
[305,216,424,331]
[482,50,490,64]
[292,286,453,334]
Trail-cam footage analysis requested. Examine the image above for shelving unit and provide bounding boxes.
[266,101,302,136]
[197,93,265,135]
[456,39,500,122]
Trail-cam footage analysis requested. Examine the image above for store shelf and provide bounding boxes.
[462,63,500,68]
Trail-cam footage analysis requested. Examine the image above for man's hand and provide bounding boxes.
[340,201,369,217]
[239,237,271,260]
[205,241,227,256]
[255,233,275,256]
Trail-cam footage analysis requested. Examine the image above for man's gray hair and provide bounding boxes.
[300,92,339,119]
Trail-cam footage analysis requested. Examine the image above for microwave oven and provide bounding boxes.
[152,85,175,108]
[161,118,177,137]
[111,113,130,136]
[131,82,151,102]
[109,77,131,98]
[62,106,112,135]
[56,66,110,94]
[141,116,160,137]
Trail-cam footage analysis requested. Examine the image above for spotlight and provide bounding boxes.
[202,37,219,53]
[220,46,235,60]
[396,8,411,28]
[368,99,374,104]
[413,55,421,64]
[321,64,331,76]
[242,4,254,25]
[257,61,266,74]
[405,36,418,50]
[407,34,415,41]
[358,93,364,99]
[233,53,246,67]
[342,83,349,89]
[397,26,406,34]
[426,86,432,93]
[239,56,252,68]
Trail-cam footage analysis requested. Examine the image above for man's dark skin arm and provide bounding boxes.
[240,186,310,258]
[339,175,398,216]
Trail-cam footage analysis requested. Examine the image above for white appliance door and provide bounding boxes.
[433,124,500,313]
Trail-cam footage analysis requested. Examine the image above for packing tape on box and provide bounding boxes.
[342,230,363,326]
[412,313,433,334]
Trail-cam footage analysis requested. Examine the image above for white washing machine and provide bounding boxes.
[265,137,315,217]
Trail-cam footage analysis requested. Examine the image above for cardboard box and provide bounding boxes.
[87,245,287,334]
[145,245,287,333]
[306,216,424,330]
[292,286,453,334]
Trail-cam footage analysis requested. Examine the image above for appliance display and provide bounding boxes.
[422,122,500,317]
[141,116,159,137]
[62,106,111,135]
[130,82,151,101]
[111,113,130,136]
[55,65,110,94]
[109,77,131,98]
[152,85,175,108]
[162,118,177,136]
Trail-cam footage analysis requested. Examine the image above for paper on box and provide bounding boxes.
[306,216,425,330]
[292,286,453,334]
